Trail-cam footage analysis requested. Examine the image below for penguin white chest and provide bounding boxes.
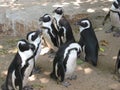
[22,59,34,87]
[43,30,57,51]
[65,50,77,76]
[110,12,120,27]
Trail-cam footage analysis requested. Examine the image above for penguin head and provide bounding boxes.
[69,43,82,57]
[39,14,52,27]
[75,18,92,33]
[111,0,120,10]
[26,30,42,48]
[53,7,63,20]
[17,39,35,53]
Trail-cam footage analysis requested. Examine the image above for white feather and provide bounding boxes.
[12,70,16,89]
[43,29,58,51]
[64,43,81,59]
[65,50,77,78]
[79,20,90,32]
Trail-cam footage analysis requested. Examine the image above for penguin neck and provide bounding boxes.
[18,50,34,67]
[42,21,52,29]
[79,26,90,33]
[110,5,120,12]
[54,13,62,24]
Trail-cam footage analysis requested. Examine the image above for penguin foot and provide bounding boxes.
[67,75,77,80]
[61,81,71,87]
[105,29,113,33]
[1,83,6,90]
[23,85,33,90]
[113,31,120,37]
[32,67,41,74]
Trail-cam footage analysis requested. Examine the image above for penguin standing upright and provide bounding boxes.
[53,7,75,43]
[1,39,35,90]
[26,30,42,73]
[115,50,120,78]
[76,18,99,66]
[50,41,81,87]
[39,14,61,52]
[103,0,120,37]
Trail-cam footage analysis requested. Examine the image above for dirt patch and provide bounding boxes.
[0,0,120,90]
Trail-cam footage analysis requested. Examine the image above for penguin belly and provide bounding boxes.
[35,45,41,62]
[65,51,77,78]
[43,30,58,51]
[22,59,34,87]
[110,11,120,28]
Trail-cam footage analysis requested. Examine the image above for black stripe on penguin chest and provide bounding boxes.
[46,28,58,47]
[110,10,120,20]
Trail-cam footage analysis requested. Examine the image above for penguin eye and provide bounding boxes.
[81,22,88,27]
[31,34,38,41]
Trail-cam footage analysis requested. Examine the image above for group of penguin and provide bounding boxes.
[1,0,120,89]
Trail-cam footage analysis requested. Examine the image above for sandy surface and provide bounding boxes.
[0,0,120,90]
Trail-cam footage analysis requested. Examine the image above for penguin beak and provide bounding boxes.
[74,21,80,26]
[39,17,43,22]
[29,43,35,51]
[36,29,42,35]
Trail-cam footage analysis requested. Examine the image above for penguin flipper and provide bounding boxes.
[115,50,120,74]
[57,62,65,82]
[102,11,110,25]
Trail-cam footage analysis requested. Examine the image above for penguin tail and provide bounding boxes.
[50,72,57,80]
[115,50,120,73]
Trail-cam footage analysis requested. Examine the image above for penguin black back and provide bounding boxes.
[115,50,120,75]
[53,7,75,43]
[1,39,35,90]
[76,18,99,66]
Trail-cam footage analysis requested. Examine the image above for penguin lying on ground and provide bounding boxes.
[75,18,99,66]
[50,41,81,87]
[1,39,35,90]
[115,49,120,81]
[103,0,120,37]
[26,30,42,73]
[53,7,75,43]
[39,14,61,53]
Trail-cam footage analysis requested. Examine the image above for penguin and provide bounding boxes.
[103,0,120,37]
[50,41,81,87]
[115,50,120,78]
[53,7,75,43]
[39,14,61,52]
[75,18,99,66]
[1,39,35,90]
[26,29,42,73]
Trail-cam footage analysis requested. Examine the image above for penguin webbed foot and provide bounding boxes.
[32,66,41,74]
[105,29,113,33]
[67,75,77,80]
[113,31,120,37]
[105,26,114,33]
[48,49,56,58]
[1,83,6,90]
[61,81,71,87]
[23,85,33,90]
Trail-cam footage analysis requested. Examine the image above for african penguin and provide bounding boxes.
[39,14,61,52]
[53,7,75,43]
[26,29,42,73]
[115,50,120,78]
[50,41,81,87]
[1,39,35,90]
[76,18,99,66]
[103,0,120,37]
